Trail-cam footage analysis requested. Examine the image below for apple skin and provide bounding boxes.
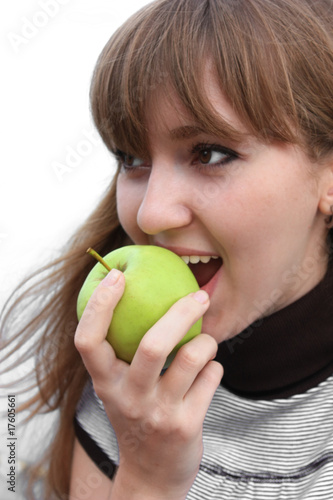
[77,245,202,365]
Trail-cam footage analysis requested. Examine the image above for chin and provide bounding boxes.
[201,315,229,344]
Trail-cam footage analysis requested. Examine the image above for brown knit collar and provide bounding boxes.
[216,263,333,399]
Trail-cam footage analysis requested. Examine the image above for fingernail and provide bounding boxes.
[103,268,122,287]
[193,290,209,304]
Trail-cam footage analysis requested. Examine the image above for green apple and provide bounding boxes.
[77,245,202,365]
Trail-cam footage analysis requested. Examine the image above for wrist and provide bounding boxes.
[110,464,190,500]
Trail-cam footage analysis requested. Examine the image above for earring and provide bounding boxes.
[326,205,333,229]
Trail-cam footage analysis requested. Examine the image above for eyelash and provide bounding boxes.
[190,142,239,171]
[114,149,147,173]
[114,142,239,174]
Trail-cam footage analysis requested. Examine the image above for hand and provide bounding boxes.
[75,268,223,499]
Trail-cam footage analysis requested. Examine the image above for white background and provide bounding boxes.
[1,0,152,308]
[1,1,151,497]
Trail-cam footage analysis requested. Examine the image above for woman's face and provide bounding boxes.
[116,80,330,343]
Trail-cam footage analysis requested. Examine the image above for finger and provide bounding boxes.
[158,333,218,402]
[184,360,223,420]
[128,290,210,392]
[74,269,125,382]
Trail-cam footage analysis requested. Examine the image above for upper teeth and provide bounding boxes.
[180,255,219,264]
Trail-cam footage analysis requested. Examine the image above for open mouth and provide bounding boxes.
[180,255,223,288]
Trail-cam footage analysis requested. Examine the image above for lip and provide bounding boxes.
[155,241,220,258]
[200,265,222,297]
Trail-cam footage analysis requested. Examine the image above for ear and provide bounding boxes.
[318,162,333,223]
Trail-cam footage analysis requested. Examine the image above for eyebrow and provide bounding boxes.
[169,125,207,140]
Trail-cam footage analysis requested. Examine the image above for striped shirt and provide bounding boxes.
[75,265,333,498]
[74,373,333,499]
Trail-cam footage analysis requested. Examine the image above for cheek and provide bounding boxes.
[209,176,295,262]
[210,184,272,244]
[214,172,319,280]
[116,177,146,244]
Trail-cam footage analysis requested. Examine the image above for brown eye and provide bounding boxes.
[198,149,212,164]
[125,155,135,166]
[191,143,238,170]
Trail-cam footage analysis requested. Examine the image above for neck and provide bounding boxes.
[216,261,333,399]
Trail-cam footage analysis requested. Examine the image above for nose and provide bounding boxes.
[137,166,193,235]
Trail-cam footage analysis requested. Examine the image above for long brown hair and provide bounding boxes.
[1,181,130,498]
[1,0,333,497]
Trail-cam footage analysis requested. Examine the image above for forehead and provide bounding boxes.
[145,76,247,145]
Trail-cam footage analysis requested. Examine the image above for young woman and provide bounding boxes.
[2,0,333,498]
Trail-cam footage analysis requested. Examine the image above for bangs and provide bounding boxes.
[90,0,332,161]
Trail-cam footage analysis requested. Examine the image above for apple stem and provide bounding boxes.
[86,248,112,271]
